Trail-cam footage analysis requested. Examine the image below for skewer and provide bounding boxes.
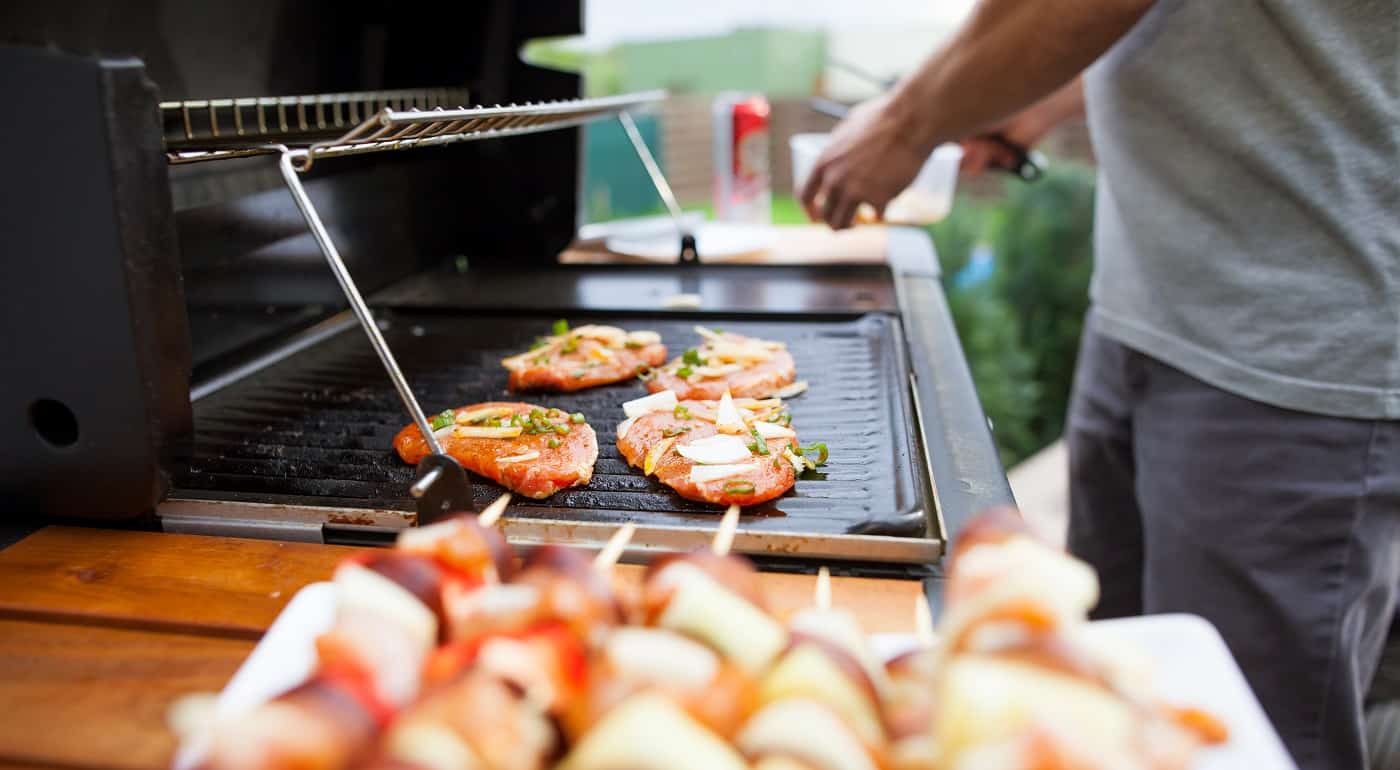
[477,492,511,528]
[815,566,832,611]
[593,523,637,572]
[914,594,936,649]
[711,504,741,556]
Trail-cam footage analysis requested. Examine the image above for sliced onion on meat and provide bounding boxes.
[455,406,516,425]
[675,434,752,465]
[645,436,678,476]
[626,330,662,347]
[454,425,524,439]
[693,325,724,342]
[616,416,638,440]
[715,391,745,435]
[738,398,784,411]
[692,363,746,379]
[769,380,809,399]
[624,389,679,419]
[752,421,796,439]
[496,450,540,465]
[705,341,773,364]
[573,324,629,346]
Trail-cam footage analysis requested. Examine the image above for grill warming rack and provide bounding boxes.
[164,87,667,520]
[162,88,471,158]
[164,89,665,169]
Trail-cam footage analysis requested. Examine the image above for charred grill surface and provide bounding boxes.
[174,313,926,537]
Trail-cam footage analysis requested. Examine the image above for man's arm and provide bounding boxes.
[801,0,1153,228]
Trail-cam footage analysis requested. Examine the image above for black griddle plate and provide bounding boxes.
[174,313,927,538]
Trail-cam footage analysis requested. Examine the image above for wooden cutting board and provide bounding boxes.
[0,526,922,770]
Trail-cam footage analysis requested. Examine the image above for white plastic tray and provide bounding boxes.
[176,583,1296,770]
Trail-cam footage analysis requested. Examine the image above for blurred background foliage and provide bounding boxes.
[930,162,1097,467]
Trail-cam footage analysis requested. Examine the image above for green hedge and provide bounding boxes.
[930,162,1097,467]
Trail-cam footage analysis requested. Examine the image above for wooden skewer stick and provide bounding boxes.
[711,504,741,556]
[815,566,832,610]
[914,594,936,649]
[477,492,511,528]
[593,522,637,572]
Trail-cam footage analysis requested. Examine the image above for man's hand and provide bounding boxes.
[799,95,934,230]
[961,114,1048,178]
[962,78,1085,177]
[798,0,1151,229]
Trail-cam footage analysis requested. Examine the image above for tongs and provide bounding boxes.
[617,111,699,263]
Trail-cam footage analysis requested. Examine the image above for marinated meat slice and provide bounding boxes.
[394,402,597,499]
[503,323,667,392]
[647,328,795,400]
[617,400,798,507]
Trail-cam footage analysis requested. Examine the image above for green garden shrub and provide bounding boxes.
[931,162,1096,467]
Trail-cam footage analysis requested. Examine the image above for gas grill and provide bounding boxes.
[0,2,1013,578]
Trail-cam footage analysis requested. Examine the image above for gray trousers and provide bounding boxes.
[1067,317,1400,770]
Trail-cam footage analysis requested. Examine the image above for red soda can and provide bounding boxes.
[712,93,771,223]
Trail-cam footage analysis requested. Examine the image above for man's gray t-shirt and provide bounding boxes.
[1084,0,1400,419]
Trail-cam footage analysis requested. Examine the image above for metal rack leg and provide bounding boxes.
[617,111,697,263]
[276,150,473,520]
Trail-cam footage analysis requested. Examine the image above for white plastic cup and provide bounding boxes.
[789,132,963,225]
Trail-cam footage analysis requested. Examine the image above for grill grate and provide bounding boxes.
[174,313,927,538]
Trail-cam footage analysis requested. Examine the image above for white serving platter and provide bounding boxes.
[176,583,1296,770]
[607,221,777,261]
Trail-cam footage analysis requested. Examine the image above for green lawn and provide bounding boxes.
[677,195,812,225]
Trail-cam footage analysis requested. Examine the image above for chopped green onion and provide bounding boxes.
[748,425,771,456]
[529,409,545,423]
[509,414,523,427]
[569,412,586,424]
[772,457,782,469]
[533,354,549,365]
[548,438,561,448]
[625,340,643,349]
[429,410,455,431]
[530,336,550,350]
[682,348,706,366]
[676,365,693,378]
[547,408,562,418]
[673,404,691,420]
[662,425,691,438]
[561,336,578,354]
[800,442,829,466]
[723,480,755,495]
[552,319,569,336]
[554,423,570,435]
[485,418,503,428]
[572,370,586,379]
